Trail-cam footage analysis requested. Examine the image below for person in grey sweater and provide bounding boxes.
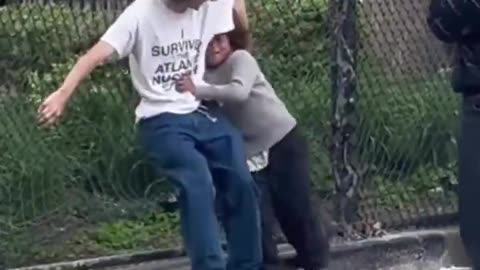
[176,15,330,270]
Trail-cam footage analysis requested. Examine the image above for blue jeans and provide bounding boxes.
[138,109,262,270]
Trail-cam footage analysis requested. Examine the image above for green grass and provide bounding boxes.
[1,209,181,267]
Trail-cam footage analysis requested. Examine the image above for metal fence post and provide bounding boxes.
[329,0,362,231]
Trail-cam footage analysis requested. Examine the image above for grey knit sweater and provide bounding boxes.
[198,50,297,157]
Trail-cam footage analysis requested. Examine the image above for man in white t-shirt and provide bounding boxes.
[37,1,262,269]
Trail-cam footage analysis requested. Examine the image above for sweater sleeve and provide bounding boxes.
[195,50,259,102]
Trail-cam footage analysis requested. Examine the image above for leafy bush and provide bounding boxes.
[0,4,111,90]
[0,4,109,60]
[357,72,458,175]
[249,0,331,77]
[94,212,181,250]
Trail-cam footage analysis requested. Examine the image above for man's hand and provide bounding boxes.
[176,75,196,94]
[36,41,116,127]
[37,89,72,126]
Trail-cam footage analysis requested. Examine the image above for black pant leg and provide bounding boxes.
[266,127,330,269]
[459,96,480,269]
[253,171,281,267]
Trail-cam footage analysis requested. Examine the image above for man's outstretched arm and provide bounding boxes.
[59,42,116,96]
[37,42,116,126]
[38,4,138,126]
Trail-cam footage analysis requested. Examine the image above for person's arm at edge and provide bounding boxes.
[427,0,467,43]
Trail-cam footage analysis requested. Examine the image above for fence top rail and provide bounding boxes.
[9,0,134,11]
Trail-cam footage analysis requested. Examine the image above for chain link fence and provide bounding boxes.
[0,0,458,268]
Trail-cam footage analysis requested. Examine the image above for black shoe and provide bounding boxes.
[285,256,329,270]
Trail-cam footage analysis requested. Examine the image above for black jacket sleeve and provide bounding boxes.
[427,0,468,43]
[428,0,480,43]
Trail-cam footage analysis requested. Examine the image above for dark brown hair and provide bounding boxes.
[225,9,253,52]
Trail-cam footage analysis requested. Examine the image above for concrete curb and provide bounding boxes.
[10,227,462,270]
[8,249,186,270]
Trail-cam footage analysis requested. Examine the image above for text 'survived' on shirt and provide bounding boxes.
[100,0,235,121]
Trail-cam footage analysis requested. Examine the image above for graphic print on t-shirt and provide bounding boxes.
[150,29,202,92]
